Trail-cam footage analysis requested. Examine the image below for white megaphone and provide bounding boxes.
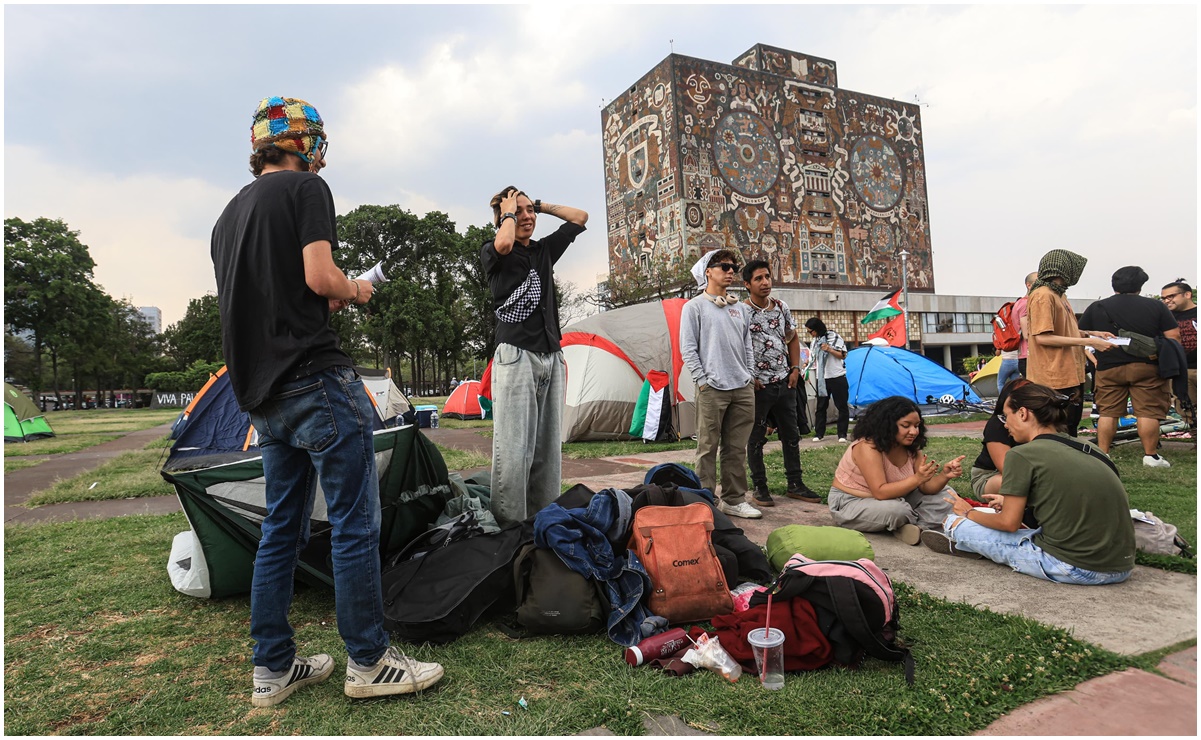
[355,261,388,285]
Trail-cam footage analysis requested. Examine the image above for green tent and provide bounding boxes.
[4,383,54,442]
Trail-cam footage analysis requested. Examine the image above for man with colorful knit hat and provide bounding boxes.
[1024,249,1116,435]
[212,97,444,707]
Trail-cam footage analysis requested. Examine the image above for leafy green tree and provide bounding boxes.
[4,217,106,400]
[162,293,223,369]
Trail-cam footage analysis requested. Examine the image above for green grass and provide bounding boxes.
[5,458,45,472]
[924,412,992,425]
[4,408,179,457]
[436,446,491,473]
[4,513,1136,736]
[562,439,698,459]
[24,447,175,507]
[438,418,493,429]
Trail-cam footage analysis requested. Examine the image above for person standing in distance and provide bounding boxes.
[1024,249,1114,436]
[482,186,588,526]
[680,250,761,519]
[805,317,850,442]
[212,97,443,706]
[741,260,821,507]
[1161,279,1197,428]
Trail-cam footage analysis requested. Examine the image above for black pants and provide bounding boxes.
[814,375,850,439]
[1054,384,1084,437]
[748,380,805,491]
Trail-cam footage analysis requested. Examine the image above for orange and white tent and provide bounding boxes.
[442,380,485,419]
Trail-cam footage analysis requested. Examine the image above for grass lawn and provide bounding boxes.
[24,441,176,507]
[4,512,1138,736]
[5,458,44,472]
[4,408,179,457]
[436,446,490,473]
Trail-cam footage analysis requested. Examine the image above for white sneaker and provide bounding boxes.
[1143,455,1171,468]
[811,437,822,443]
[719,500,763,519]
[345,646,444,698]
[837,437,848,443]
[252,654,334,707]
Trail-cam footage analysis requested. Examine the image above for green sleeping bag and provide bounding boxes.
[765,524,875,571]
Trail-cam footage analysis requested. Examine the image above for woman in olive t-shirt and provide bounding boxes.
[923,383,1136,585]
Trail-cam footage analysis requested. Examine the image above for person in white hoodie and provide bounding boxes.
[679,249,760,519]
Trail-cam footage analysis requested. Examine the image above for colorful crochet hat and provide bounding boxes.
[250,97,324,162]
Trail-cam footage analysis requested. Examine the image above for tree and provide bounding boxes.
[4,217,106,398]
[599,251,695,309]
[162,294,223,369]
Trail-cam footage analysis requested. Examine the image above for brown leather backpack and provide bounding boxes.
[629,503,733,624]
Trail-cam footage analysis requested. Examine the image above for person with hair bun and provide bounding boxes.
[828,396,961,546]
[925,383,1136,585]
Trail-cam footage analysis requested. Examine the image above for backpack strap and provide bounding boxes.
[826,577,915,685]
[1033,434,1120,478]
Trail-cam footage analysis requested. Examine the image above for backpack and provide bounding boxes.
[1092,302,1159,360]
[749,553,914,685]
[512,543,609,635]
[1131,510,1194,558]
[381,522,529,644]
[630,502,733,624]
[992,301,1021,352]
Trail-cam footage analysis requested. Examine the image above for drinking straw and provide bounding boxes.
[761,593,773,684]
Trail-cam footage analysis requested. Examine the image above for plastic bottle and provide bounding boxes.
[624,628,690,667]
[431,410,439,429]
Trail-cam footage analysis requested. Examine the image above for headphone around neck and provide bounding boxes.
[702,291,740,308]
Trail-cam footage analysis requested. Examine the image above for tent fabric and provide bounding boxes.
[560,298,696,442]
[162,423,450,599]
[845,346,981,408]
[442,380,485,420]
[969,355,1004,399]
[4,382,55,442]
[165,366,391,473]
[359,368,412,422]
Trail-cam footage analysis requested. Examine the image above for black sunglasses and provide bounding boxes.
[712,262,737,272]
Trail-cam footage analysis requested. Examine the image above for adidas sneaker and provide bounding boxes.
[344,646,444,698]
[251,654,334,707]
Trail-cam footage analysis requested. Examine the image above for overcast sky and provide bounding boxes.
[5,4,1197,328]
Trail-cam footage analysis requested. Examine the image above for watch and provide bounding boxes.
[499,213,516,227]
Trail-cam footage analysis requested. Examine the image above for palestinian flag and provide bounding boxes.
[861,289,903,324]
[629,370,675,442]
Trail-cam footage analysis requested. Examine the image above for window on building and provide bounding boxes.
[954,313,968,332]
[967,313,991,333]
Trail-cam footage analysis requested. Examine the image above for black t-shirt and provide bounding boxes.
[1078,294,1178,370]
[973,414,1017,471]
[211,171,351,411]
[1173,306,1198,370]
[481,222,586,353]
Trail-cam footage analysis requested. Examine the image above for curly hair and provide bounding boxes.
[249,146,305,177]
[851,395,927,452]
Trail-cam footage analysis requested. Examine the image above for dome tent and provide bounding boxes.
[443,380,486,420]
[845,345,981,410]
[4,383,54,442]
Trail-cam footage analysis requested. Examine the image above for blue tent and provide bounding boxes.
[845,345,981,408]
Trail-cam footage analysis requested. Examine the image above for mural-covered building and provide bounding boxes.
[602,43,934,295]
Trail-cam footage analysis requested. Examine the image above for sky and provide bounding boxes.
[4,3,1198,329]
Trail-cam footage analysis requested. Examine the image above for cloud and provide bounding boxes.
[4,145,232,328]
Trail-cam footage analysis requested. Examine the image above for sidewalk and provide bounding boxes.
[7,421,1196,735]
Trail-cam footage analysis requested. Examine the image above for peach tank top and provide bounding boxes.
[833,439,916,497]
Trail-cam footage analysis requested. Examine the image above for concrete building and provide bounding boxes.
[137,306,162,335]
[599,43,1092,373]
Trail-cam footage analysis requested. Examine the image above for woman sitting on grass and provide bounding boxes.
[828,396,964,546]
[925,382,1136,585]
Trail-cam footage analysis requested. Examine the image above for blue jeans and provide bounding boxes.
[997,358,1021,394]
[748,380,804,490]
[247,366,389,671]
[491,343,564,526]
[944,515,1131,585]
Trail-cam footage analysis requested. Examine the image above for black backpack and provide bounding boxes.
[381,521,529,644]
[512,543,609,635]
[749,557,915,685]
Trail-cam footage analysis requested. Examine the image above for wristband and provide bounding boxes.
[789,366,801,372]
[351,280,361,302]
[499,213,516,227]
[534,199,542,213]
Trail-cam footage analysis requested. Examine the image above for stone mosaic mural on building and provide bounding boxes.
[602,43,934,293]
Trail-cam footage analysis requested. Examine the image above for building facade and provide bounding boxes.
[601,43,933,295]
[137,306,162,335]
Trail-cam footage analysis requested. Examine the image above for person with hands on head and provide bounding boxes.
[827,396,960,547]
[481,185,587,527]
[213,97,442,707]
[741,260,820,507]
[923,382,1136,584]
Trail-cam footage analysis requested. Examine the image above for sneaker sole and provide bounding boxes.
[752,497,776,507]
[893,524,922,546]
[344,664,445,698]
[251,666,334,707]
[721,508,763,519]
[920,529,982,559]
[785,492,823,503]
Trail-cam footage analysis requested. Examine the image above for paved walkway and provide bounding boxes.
[6,421,1196,735]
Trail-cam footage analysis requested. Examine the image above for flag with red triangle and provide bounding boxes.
[861,289,903,324]
[867,313,907,347]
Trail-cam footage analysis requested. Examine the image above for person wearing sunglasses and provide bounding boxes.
[214,97,444,706]
[925,382,1136,586]
[1161,279,1197,427]
[680,249,761,519]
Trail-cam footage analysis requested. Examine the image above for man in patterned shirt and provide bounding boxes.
[741,261,821,507]
[481,186,588,526]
